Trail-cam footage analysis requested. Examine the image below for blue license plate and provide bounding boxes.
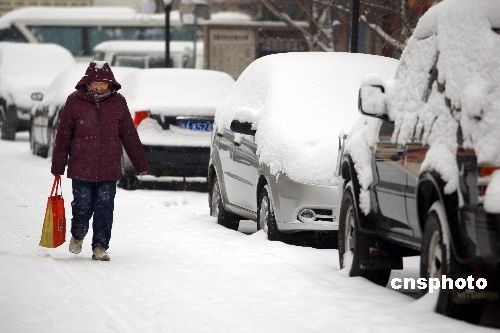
[178,119,213,132]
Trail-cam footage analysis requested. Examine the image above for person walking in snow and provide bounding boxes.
[51,61,149,261]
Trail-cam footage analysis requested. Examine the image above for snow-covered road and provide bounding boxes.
[0,133,497,333]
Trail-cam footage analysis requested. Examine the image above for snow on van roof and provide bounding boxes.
[120,69,234,116]
[215,52,399,186]
[0,42,75,107]
[93,40,203,54]
[0,6,177,29]
[37,63,139,116]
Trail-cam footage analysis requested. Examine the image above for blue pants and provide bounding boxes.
[71,180,117,250]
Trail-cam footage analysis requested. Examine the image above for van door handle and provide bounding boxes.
[234,141,241,147]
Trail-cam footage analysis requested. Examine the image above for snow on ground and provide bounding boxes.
[0,133,496,332]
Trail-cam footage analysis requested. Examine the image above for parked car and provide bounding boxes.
[338,0,500,323]
[93,40,203,69]
[0,42,74,140]
[209,52,398,242]
[29,63,139,157]
[119,68,234,189]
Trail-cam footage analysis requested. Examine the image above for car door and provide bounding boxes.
[230,133,259,212]
[216,128,241,206]
[372,120,413,236]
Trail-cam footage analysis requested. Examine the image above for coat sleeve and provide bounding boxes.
[118,97,149,174]
[51,96,75,175]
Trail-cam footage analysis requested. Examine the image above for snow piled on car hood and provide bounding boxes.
[120,69,234,116]
[215,52,398,186]
[389,0,500,199]
[0,43,75,108]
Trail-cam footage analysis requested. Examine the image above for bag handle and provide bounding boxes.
[50,175,63,197]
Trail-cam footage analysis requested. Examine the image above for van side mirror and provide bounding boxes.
[358,85,388,120]
[230,120,256,136]
[31,92,44,102]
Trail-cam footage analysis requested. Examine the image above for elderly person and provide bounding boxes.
[51,61,149,261]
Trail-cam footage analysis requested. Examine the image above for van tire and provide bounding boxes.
[420,201,484,323]
[339,183,391,286]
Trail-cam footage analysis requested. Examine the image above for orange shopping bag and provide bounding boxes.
[39,175,66,248]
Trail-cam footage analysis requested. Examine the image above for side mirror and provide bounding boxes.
[230,119,256,136]
[358,85,388,120]
[31,92,44,102]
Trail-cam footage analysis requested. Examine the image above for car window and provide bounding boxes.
[0,26,28,42]
[378,120,395,143]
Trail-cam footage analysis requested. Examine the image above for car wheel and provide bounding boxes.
[118,173,138,190]
[1,103,16,141]
[29,118,44,156]
[47,127,56,158]
[338,183,391,286]
[257,185,281,241]
[210,175,239,231]
[420,201,484,323]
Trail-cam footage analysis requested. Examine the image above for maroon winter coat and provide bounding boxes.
[51,62,148,181]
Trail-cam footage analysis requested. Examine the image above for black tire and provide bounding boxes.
[47,127,56,158]
[338,184,391,286]
[420,202,484,323]
[210,175,239,231]
[29,118,47,157]
[1,103,16,141]
[257,185,281,241]
[118,173,139,190]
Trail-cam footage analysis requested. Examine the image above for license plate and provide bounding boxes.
[178,119,213,132]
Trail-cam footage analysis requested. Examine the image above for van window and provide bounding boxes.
[27,26,85,56]
[112,55,146,68]
[0,26,28,42]
[88,27,142,48]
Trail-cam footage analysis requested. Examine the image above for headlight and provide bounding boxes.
[298,209,316,223]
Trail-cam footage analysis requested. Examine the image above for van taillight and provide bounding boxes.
[133,111,149,127]
[478,166,500,196]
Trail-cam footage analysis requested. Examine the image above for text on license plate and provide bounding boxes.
[178,120,213,132]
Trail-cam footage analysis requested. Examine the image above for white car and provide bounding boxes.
[119,68,234,189]
[209,52,398,243]
[0,42,74,140]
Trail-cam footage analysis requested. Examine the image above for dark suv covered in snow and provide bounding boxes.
[338,1,500,323]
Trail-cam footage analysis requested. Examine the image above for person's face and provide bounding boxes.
[89,81,109,93]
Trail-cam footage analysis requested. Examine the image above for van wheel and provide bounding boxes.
[421,201,483,323]
[1,104,16,141]
[338,184,391,286]
[210,175,239,231]
[257,185,281,241]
